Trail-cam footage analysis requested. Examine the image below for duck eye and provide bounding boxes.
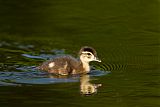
[87,53,91,55]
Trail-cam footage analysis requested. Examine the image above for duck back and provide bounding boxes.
[38,55,84,75]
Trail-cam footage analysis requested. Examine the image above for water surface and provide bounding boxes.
[0,0,160,107]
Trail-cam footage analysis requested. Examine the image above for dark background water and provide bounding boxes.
[0,0,160,107]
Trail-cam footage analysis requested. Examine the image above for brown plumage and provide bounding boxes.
[38,46,101,75]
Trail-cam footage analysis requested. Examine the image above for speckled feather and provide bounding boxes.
[38,46,100,75]
[38,55,84,75]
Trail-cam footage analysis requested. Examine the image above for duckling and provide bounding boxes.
[38,46,101,75]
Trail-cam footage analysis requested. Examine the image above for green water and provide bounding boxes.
[0,0,160,107]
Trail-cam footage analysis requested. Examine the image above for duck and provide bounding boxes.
[38,46,101,75]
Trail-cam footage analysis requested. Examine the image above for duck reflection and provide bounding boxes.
[48,73,102,95]
[80,74,102,95]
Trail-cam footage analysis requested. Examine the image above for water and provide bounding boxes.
[0,0,160,107]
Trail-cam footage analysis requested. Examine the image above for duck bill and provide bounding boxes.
[94,57,101,62]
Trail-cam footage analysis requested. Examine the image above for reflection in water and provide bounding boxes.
[49,74,103,95]
[46,73,103,95]
[0,69,103,95]
[80,75,102,95]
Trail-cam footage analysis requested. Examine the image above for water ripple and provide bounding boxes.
[0,66,109,86]
[0,71,79,86]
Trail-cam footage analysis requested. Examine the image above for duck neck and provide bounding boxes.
[81,61,90,73]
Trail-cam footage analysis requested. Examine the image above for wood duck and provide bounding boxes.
[38,46,101,75]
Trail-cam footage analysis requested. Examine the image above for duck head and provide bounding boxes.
[79,46,101,63]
